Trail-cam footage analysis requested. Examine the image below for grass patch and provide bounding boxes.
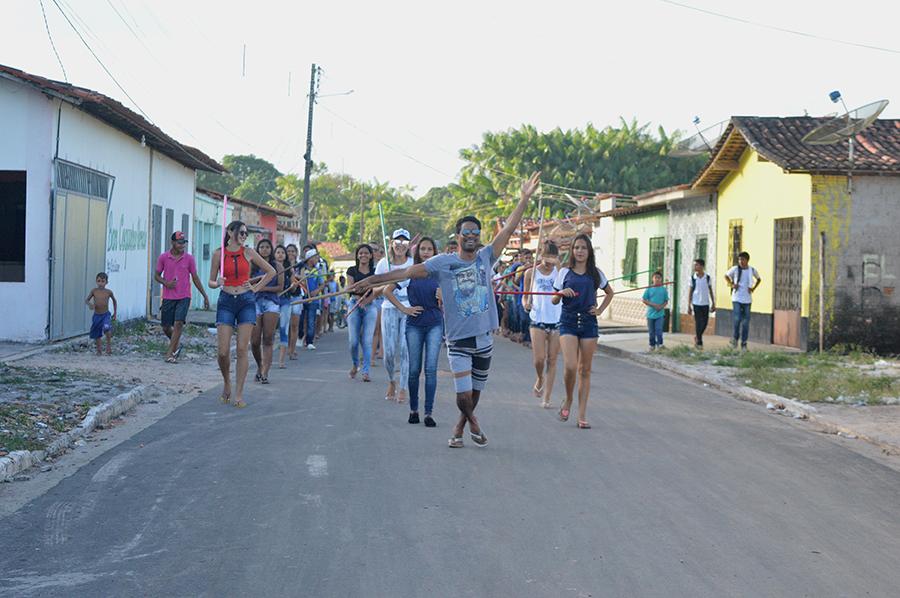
[664,347,899,404]
[0,433,45,452]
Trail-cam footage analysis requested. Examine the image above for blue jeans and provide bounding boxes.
[732,302,751,344]
[648,316,664,347]
[381,307,409,384]
[347,299,377,374]
[303,301,319,346]
[278,303,291,344]
[406,322,443,414]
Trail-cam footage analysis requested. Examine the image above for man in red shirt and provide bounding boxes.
[154,231,209,363]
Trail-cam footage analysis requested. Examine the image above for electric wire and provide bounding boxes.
[38,0,67,81]
[658,0,900,55]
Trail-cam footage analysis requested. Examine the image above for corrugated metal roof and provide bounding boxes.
[196,188,295,217]
[0,63,224,173]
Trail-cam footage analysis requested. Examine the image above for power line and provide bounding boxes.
[48,0,220,171]
[38,0,67,81]
[317,104,456,179]
[658,0,900,55]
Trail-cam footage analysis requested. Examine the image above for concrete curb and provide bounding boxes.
[0,335,90,364]
[597,344,900,455]
[0,385,152,481]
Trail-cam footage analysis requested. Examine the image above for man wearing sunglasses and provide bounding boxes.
[348,172,541,448]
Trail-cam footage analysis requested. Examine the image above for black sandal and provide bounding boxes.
[260,376,269,384]
[255,372,262,383]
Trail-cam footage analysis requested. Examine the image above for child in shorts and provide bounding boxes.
[85,272,117,355]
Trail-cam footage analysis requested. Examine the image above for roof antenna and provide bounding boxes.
[670,117,728,157]
[802,91,889,193]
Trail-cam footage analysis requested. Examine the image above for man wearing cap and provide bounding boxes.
[154,231,209,363]
[300,248,325,350]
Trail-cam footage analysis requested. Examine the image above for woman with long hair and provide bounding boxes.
[384,237,442,426]
[552,234,614,428]
[250,238,284,384]
[523,241,562,409]
[285,244,303,360]
[346,243,376,382]
[375,229,414,402]
[208,221,276,408]
[275,245,295,369]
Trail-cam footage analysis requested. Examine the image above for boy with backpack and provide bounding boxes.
[687,258,715,348]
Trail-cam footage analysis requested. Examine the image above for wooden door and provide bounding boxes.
[773,217,803,347]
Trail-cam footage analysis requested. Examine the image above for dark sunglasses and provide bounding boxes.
[459,228,481,237]
[236,230,248,237]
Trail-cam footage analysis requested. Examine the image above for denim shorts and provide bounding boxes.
[256,296,280,316]
[216,291,257,327]
[559,312,598,339]
[290,302,303,316]
[530,321,559,332]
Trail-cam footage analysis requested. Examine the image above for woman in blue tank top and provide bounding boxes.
[552,234,615,429]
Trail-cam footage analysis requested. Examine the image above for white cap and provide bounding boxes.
[305,249,318,260]
[392,228,410,240]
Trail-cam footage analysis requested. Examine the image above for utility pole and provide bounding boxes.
[300,64,321,248]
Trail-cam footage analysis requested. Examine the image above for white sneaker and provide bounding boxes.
[307,344,316,351]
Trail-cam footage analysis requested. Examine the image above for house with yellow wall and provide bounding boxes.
[692,116,900,351]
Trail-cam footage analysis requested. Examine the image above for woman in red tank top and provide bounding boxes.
[208,220,276,408]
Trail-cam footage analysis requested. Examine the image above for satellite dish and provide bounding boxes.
[670,118,728,157]
[801,99,889,145]
[800,92,889,192]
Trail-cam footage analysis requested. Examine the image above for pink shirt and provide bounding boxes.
[156,251,197,300]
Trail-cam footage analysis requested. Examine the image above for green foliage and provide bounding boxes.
[196,154,283,204]
[274,167,451,252]
[453,119,707,220]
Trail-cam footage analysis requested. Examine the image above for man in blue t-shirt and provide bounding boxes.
[349,172,542,449]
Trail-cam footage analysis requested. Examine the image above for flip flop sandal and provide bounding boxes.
[533,383,543,397]
[165,356,177,364]
[219,393,231,405]
[255,373,262,383]
[448,436,464,449]
[541,400,552,409]
[362,373,371,382]
[349,367,357,379]
[470,431,488,447]
[558,408,570,422]
[260,376,270,384]
[578,420,592,429]
[233,400,247,409]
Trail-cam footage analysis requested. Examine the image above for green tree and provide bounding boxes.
[453,119,706,221]
[196,154,282,204]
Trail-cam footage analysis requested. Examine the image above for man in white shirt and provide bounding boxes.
[687,258,715,348]
[724,251,762,350]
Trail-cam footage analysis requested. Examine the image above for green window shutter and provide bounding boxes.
[624,238,638,286]
[695,236,708,265]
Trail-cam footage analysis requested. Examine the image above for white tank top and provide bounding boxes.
[529,267,562,324]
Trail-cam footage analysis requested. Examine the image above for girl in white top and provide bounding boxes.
[522,242,563,409]
[374,228,414,403]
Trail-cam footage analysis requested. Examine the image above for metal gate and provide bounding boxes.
[773,217,803,347]
[50,161,112,339]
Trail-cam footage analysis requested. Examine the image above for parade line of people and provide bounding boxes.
[139,171,625,446]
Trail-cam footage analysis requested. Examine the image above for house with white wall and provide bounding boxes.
[0,64,223,342]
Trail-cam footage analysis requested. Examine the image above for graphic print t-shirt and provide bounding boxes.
[424,245,499,341]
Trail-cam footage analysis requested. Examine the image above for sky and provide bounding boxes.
[4,0,899,193]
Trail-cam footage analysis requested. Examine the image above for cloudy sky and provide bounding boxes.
[5,0,898,192]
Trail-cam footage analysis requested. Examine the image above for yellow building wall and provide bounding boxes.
[714,149,812,316]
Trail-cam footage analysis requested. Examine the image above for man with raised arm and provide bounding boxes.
[348,173,541,448]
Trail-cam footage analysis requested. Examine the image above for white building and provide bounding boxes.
[0,64,223,342]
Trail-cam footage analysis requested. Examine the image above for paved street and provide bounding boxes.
[2,331,900,597]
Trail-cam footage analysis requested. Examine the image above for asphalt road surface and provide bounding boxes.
[3,332,900,597]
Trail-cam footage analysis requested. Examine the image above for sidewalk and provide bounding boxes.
[596,326,900,455]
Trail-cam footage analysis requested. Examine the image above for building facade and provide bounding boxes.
[0,64,222,341]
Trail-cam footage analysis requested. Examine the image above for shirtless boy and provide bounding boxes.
[85,272,117,355]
